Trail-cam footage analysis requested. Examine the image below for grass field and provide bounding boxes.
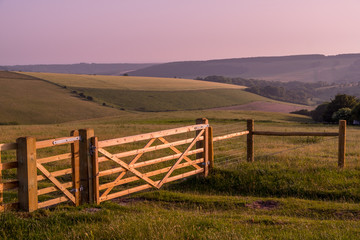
[1,110,360,239]
[19,71,306,112]
[0,71,122,124]
[22,72,247,91]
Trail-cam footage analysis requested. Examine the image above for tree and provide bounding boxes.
[332,108,352,122]
[311,102,329,122]
[322,94,359,122]
[351,103,360,121]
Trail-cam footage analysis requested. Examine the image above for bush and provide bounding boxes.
[311,103,329,122]
[323,94,359,122]
[351,103,360,121]
[291,109,312,116]
[86,96,93,101]
[332,108,352,122]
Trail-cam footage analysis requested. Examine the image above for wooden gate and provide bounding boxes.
[93,119,211,203]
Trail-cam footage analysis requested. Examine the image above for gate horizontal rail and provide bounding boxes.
[95,120,210,204]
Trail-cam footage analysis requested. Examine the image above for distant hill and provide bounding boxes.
[0,63,155,75]
[127,54,360,83]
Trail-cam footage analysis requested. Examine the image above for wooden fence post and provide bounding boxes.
[17,137,38,212]
[208,126,214,170]
[79,129,95,204]
[70,130,80,206]
[91,136,100,204]
[247,119,254,162]
[338,120,346,168]
[0,150,2,208]
[196,118,209,177]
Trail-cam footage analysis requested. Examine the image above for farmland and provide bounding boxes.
[0,71,121,124]
[20,72,307,113]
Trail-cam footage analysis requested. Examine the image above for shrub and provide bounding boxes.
[332,108,352,122]
[311,103,329,122]
[351,103,360,121]
[323,94,358,122]
[291,109,312,116]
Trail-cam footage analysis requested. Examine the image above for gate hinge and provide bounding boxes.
[89,144,97,156]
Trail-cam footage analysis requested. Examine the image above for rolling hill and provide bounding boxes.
[22,72,308,113]
[127,54,360,83]
[0,71,310,124]
[0,71,122,124]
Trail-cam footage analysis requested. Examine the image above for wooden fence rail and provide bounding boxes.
[0,118,347,212]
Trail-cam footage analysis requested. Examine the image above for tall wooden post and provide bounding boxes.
[91,136,100,204]
[208,126,214,170]
[338,120,346,168]
[79,129,95,204]
[0,150,3,208]
[247,119,254,162]
[17,137,38,212]
[196,118,209,177]
[70,130,80,206]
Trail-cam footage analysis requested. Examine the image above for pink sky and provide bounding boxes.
[1,0,360,65]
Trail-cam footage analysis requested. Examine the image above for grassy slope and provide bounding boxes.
[22,72,246,91]
[21,72,296,112]
[0,71,122,124]
[1,82,359,238]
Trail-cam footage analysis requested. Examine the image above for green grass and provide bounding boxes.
[0,71,309,123]
[0,71,121,124]
[19,71,307,113]
[70,87,270,111]
[1,99,359,239]
[1,191,360,239]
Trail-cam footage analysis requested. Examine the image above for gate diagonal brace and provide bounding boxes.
[157,129,205,189]
[98,148,159,189]
[158,137,201,170]
[100,138,156,198]
[36,163,76,203]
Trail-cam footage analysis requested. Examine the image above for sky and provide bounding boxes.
[1,0,360,65]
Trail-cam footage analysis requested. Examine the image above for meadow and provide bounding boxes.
[19,72,305,113]
[0,71,121,124]
[1,109,360,239]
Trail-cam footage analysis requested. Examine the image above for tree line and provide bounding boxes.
[196,75,330,105]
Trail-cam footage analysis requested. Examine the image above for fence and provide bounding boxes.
[0,119,347,212]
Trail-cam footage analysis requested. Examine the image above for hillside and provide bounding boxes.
[22,72,308,113]
[128,54,360,83]
[0,71,122,124]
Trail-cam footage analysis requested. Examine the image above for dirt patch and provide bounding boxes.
[111,198,145,206]
[334,210,360,220]
[246,200,280,210]
[211,101,313,113]
[83,208,101,213]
